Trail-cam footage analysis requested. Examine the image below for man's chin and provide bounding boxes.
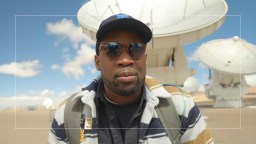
[115,90,136,97]
[114,85,139,96]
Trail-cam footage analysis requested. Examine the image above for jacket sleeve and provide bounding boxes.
[171,94,214,144]
[48,104,69,144]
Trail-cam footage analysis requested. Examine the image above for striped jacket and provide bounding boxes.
[48,76,213,144]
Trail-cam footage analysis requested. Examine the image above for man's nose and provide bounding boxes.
[116,50,134,67]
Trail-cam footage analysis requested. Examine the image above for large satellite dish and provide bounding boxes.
[77,0,228,84]
[197,36,256,107]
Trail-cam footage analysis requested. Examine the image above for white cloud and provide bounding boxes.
[0,60,40,77]
[51,64,59,70]
[88,66,98,74]
[62,44,95,79]
[40,89,55,97]
[187,51,199,62]
[0,95,53,110]
[47,19,97,80]
[63,48,69,53]
[58,91,68,97]
[24,89,55,97]
[187,51,208,69]
[0,89,74,109]
[46,18,95,48]
[62,47,71,61]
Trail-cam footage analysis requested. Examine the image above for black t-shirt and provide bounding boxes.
[106,97,141,139]
[96,80,146,144]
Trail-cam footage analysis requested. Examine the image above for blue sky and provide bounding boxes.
[0,0,255,99]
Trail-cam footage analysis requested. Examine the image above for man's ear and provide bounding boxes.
[94,55,101,71]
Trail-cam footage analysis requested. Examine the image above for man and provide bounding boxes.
[48,13,213,144]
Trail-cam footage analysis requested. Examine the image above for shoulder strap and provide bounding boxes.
[155,97,181,144]
[64,92,84,144]
[145,77,182,144]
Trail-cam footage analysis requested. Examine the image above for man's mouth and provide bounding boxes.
[115,70,137,83]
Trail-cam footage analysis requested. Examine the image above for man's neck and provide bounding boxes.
[104,87,142,106]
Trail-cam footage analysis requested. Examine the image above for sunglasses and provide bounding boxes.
[99,42,146,59]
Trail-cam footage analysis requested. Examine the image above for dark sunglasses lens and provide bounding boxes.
[128,43,145,58]
[105,42,120,58]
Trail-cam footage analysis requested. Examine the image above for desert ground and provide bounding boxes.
[0,109,51,144]
[1,94,256,144]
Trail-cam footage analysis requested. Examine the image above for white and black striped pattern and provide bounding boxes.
[48,77,211,144]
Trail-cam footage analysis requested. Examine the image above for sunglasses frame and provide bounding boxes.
[99,42,146,59]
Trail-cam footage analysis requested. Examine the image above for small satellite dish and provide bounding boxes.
[42,98,53,109]
[77,0,227,85]
[197,37,256,107]
[183,76,200,93]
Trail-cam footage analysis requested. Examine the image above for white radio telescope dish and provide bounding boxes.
[183,76,200,93]
[77,0,227,47]
[197,37,256,107]
[77,0,227,84]
[197,36,256,75]
[42,98,53,109]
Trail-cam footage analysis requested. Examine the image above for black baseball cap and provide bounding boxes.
[95,13,152,55]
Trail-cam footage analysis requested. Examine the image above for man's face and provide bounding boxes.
[94,30,147,96]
